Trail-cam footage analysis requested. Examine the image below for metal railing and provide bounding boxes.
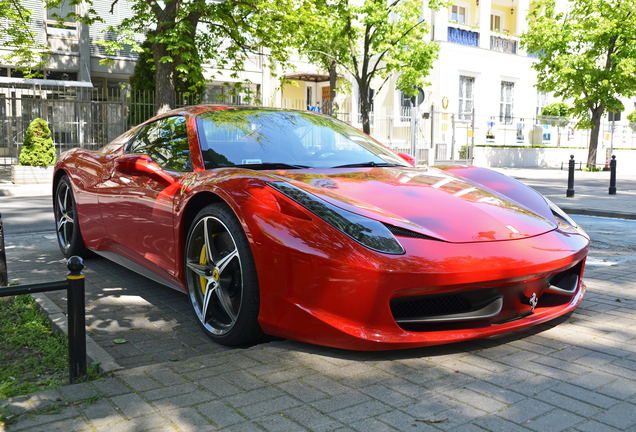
[0,220,87,384]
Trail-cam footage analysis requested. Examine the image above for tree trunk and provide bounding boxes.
[154,42,176,115]
[329,59,337,116]
[587,107,604,168]
[359,82,371,134]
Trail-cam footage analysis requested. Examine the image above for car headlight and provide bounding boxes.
[545,198,578,228]
[268,182,405,255]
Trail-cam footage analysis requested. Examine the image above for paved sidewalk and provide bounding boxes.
[2,228,636,431]
[2,166,636,431]
[492,167,636,220]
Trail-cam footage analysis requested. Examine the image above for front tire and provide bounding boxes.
[54,175,87,258]
[184,203,262,346]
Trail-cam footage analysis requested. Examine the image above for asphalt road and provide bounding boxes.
[0,195,54,235]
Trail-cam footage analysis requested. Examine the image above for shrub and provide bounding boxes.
[19,118,56,167]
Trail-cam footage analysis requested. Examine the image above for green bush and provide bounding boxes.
[19,118,56,167]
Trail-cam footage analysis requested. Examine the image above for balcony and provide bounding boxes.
[490,35,518,54]
[447,26,479,47]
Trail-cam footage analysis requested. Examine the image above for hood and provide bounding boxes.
[271,166,557,243]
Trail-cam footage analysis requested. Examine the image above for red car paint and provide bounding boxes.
[54,106,589,350]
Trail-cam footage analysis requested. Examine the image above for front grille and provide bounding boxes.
[390,294,472,320]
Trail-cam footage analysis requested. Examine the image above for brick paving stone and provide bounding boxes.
[376,410,440,431]
[154,389,215,408]
[80,399,124,428]
[221,420,268,432]
[57,382,99,402]
[256,413,306,431]
[198,376,243,398]
[472,415,532,432]
[282,405,345,431]
[550,383,620,409]
[142,383,201,401]
[574,419,626,432]
[311,391,372,414]
[148,367,189,386]
[114,370,162,392]
[463,380,526,405]
[197,400,246,428]
[221,370,267,391]
[91,377,131,397]
[41,416,93,431]
[497,398,555,424]
[224,387,285,408]
[537,390,604,417]
[8,406,81,431]
[162,406,217,431]
[525,408,586,432]
[593,401,636,430]
[276,379,330,403]
[238,395,302,419]
[110,393,157,419]
[330,400,392,423]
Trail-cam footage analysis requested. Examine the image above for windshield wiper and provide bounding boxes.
[234,162,312,170]
[331,161,402,168]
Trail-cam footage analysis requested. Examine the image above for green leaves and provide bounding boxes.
[521,0,636,164]
[295,0,444,133]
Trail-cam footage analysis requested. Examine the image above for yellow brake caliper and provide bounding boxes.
[199,245,208,295]
[199,235,220,296]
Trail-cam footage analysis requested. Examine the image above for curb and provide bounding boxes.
[558,208,636,221]
[32,292,123,374]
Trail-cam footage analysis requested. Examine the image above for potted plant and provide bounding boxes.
[11,118,56,184]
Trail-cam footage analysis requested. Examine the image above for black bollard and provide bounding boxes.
[67,256,87,383]
[566,155,575,197]
[609,155,617,195]
[0,213,7,287]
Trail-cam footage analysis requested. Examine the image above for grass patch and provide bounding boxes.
[0,294,69,399]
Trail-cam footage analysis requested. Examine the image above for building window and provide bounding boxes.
[490,14,502,32]
[500,81,514,125]
[46,0,77,36]
[536,90,548,117]
[451,5,466,24]
[458,76,474,120]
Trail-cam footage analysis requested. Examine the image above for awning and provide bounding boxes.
[0,76,93,88]
[285,72,342,83]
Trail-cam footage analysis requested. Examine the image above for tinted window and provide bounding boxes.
[196,109,408,170]
[127,116,192,172]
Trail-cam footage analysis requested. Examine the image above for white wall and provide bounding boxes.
[473,147,636,174]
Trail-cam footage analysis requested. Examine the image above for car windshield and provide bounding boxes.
[195,108,410,170]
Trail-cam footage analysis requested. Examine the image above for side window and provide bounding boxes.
[127,116,192,172]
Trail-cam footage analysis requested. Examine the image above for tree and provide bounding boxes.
[19,118,56,167]
[296,0,445,134]
[540,102,570,147]
[1,1,100,75]
[100,0,304,115]
[521,0,636,167]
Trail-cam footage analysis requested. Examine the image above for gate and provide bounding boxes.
[0,80,127,167]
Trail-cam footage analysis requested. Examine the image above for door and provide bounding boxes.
[98,116,193,276]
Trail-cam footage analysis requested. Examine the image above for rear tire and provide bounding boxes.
[184,203,262,346]
[54,175,88,258]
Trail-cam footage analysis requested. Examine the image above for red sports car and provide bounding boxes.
[53,106,589,350]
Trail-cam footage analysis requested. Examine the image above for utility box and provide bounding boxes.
[529,125,543,145]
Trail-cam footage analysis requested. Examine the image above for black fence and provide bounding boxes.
[0,221,87,383]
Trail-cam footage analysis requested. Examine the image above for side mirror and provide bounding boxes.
[114,154,176,186]
[398,153,415,166]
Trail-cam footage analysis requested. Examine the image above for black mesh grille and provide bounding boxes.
[390,294,472,320]
[383,224,439,241]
